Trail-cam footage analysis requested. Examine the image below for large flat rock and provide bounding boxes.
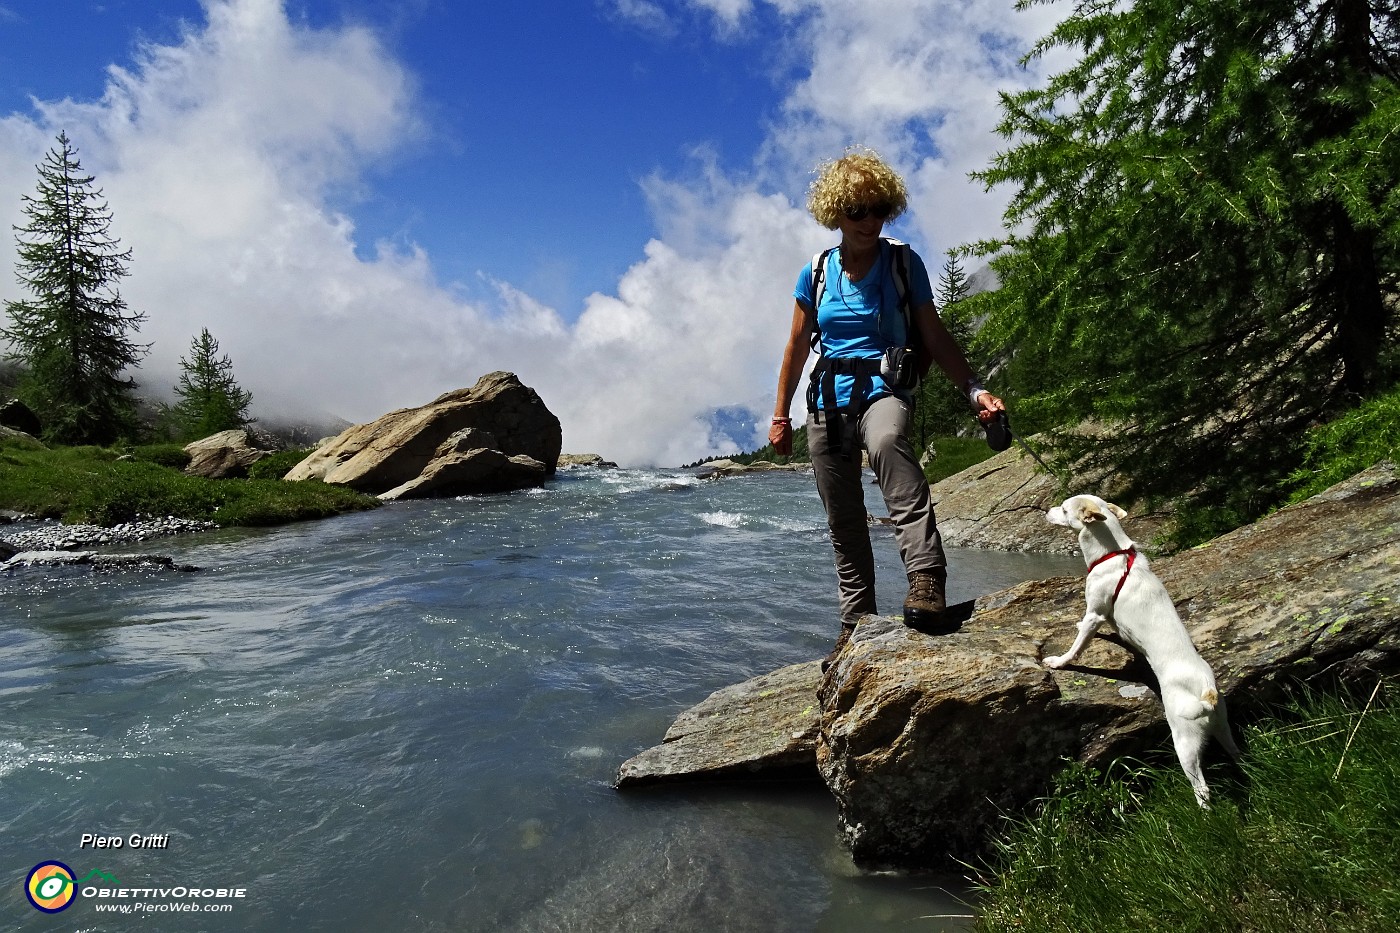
[616,661,824,787]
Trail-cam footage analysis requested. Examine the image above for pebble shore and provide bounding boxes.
[0,515,216,552]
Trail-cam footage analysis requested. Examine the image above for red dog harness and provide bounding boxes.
[1087,545,1137,605]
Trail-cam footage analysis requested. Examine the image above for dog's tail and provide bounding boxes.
[1201,687,1219,710]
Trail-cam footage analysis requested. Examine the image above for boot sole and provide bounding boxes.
[904,606,958,635]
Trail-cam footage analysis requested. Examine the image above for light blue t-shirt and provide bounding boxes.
[794,240,935,409]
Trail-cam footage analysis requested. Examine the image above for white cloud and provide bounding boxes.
[685,0,756,31]
[558,186,829,464]
[609,0,676,35]
[1,0,1069,466]
[756,0,1071,261]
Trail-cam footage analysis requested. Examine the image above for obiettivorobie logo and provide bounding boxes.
[25,862,117,913]
[24,861,248,915]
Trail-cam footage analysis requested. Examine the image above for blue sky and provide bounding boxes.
[0,0,1069,465]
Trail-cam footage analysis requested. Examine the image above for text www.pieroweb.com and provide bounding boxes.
[92,901,235,914]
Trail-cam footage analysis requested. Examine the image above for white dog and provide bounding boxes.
[1044,494,1240,806]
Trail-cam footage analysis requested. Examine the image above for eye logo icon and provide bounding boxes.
[26,861,77,913]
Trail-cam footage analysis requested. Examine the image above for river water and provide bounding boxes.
[1,467,1080,931]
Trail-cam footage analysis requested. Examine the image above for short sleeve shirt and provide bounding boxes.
[794,240,935,409]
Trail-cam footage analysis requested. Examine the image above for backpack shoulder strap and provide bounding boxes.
[810,247,836,311]
[884,237,912,328]
[808,246,836,354]
[883,237,932,375]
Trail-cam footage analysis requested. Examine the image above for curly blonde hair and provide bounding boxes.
[806,147,909,230]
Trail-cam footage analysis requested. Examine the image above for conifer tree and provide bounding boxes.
[911,256,979,454]
[171,328,253,440]
[974,0,1399,532]
[935,254,972,311]
[2,132,147,444]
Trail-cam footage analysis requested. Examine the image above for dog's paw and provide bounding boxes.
[1043,655,1068,669]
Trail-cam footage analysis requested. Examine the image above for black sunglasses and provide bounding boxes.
[844,202,894,222]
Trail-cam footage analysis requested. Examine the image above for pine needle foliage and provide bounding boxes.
[972,0,1400,540]
[170,327,253,441]
[2,132,147,445]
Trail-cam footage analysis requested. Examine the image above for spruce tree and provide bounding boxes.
[935,254,972,311]
[973,0,1400,533]
[911,256,979,454]
[2,132,147,444]
[171,328,253,440]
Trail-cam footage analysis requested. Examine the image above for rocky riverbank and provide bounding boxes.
[691,429,1166,555]
[0,514,215,552]
[618,460,1400,869]
[0,513,214,571]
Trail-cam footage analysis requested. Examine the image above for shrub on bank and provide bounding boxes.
[0,438,377,526]
[246,447,314,480]
[1287,386,1400,503]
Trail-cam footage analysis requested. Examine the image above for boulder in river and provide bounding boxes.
[283,372,562,498]
[616,661,823,787]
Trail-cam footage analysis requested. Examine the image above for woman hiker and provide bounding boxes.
[769,147,1005,667]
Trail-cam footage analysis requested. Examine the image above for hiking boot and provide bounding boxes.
[904,568,947,627]
[821,623,856,673]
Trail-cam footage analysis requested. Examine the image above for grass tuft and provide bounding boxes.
[975,682,1400,933]
[1285,386,1400,503]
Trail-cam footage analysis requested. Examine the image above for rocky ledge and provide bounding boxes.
[617,460,1400,870]
[930,429,1172,554]
[2,550,199,573]
[692,431,1159,553]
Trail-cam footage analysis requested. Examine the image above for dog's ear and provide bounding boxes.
[1077,502,1106,524]
[1105,502,1128,520]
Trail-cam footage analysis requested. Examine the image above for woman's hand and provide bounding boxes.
[769,418,793,455]
[770,301,814,458]
[974,392,1006,424]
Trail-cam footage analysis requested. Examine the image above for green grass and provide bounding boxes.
[974,682,1400,933]
[0,438,379,527]
[1286,385,1400,503]
[245,447,316,480]
[923,435,997,484]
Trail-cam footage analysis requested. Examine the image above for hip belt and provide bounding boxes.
[807,357,883,462]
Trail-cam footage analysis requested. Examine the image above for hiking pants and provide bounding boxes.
[808,394,946,625]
